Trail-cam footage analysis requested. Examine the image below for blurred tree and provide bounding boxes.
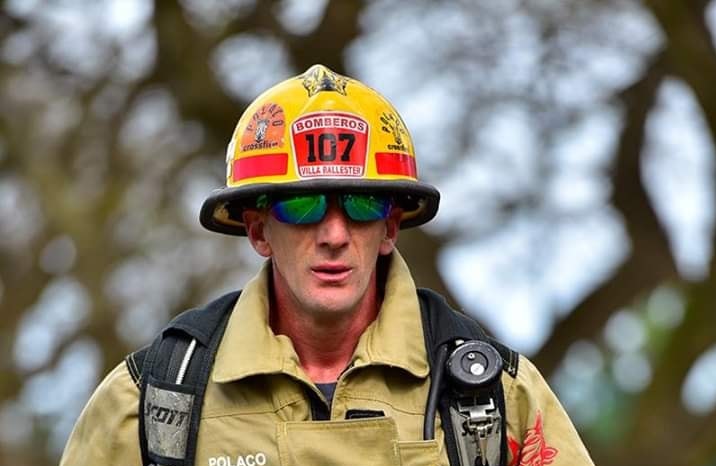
[0,1,714,466]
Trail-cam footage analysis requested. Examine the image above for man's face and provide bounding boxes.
[244,195,402,319]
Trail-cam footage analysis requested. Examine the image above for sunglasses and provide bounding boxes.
[256,193,393,225]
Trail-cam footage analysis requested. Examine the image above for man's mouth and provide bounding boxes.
[311,264,352,283]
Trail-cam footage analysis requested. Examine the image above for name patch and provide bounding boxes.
[208,453,268,466]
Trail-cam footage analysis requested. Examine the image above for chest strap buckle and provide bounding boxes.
[450,395,502,466]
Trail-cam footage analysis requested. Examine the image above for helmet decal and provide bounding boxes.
[301,65,348,97]
[241,103,285,152]
[374,152,417,177]
[225,137,236,180]
[231,153,289,182]
[380,112,409,152]
[291,112,368,178]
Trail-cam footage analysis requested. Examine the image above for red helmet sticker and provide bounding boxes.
[241,103,285,152]
[375,111,415,178]
[291,112,368,178]
[375,152,417,177]
[232,153,289,182]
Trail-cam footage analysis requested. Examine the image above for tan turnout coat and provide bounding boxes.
[60,253,594,466]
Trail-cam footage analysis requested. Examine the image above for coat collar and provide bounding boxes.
[211,251,429,384]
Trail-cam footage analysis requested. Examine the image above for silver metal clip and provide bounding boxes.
[449,395,502,466]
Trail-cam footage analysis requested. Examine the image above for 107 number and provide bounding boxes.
[305,133,355,162]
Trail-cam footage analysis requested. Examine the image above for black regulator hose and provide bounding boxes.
[423,343,449,440]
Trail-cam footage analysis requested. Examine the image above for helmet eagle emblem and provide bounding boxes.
[301,64,348,97]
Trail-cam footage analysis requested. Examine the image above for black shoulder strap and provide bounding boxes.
[125,290,241,466]
[418,288,519,378]
[417,287,519,466]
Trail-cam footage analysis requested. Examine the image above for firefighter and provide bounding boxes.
[60,65,594,466]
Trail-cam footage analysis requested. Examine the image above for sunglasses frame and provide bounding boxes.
[256,192,394,225]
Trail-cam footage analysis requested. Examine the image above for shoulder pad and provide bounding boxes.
[123,290,241,387]
[417,287,519,378]
[162,290,242,345]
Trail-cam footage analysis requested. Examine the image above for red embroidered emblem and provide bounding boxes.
[508,436,521,466]
[508,411,558,466]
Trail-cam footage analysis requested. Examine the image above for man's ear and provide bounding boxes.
[379,207,402,256]
[243,209,272,257]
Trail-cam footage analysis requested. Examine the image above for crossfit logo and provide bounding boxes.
[380,112,408,152]
[241,103,285,152]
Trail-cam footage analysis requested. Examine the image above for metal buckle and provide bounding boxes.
[450,395,502,466]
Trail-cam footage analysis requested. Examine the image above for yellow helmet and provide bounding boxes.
[200,64,440,236]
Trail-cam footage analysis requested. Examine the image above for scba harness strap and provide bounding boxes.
[125,288,519,466]
[127,291,238,466]
[418,289,518,466]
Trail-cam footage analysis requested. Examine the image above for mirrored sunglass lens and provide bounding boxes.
[272,195,327,224]
[342,194,391,221]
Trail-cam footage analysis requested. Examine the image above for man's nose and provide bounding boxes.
[316,200,351,248]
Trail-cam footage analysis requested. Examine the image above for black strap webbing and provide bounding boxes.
[128,291,240,466]
[417,287,518,466]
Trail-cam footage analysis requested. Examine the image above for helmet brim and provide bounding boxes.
[199,179,440,236]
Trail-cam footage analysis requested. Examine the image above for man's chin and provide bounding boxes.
[305,292,361,317]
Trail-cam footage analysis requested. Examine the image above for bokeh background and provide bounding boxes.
[1,1,715,465]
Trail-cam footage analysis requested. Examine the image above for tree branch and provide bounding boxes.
[533,52,677,375]
[644,0,716,139]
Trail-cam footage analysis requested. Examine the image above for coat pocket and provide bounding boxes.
[397,439,440,466]
[276,417,401,466]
